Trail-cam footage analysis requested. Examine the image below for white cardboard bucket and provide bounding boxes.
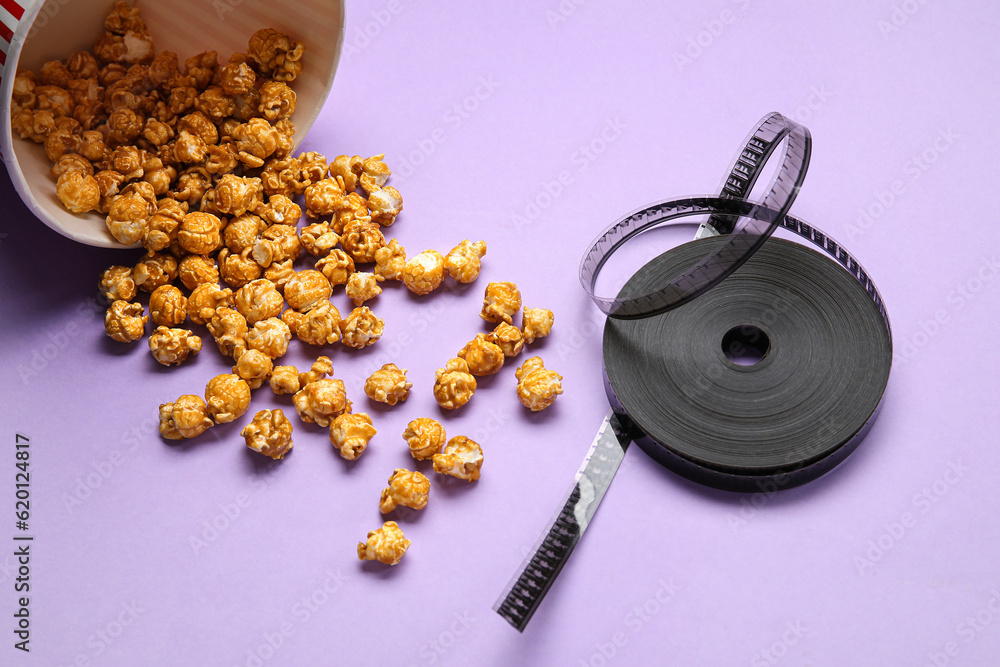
[0,0,345,248]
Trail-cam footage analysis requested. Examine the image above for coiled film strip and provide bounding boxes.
[579,113,811,319]
[494,113,892,632]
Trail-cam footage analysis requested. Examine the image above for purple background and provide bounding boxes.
[2,1,999,665]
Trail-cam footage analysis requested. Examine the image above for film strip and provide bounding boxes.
[493,410,633,631]
[579,112,811,320]
[495,113,892,631]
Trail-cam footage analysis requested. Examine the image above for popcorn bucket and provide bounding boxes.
[0,0,345,247]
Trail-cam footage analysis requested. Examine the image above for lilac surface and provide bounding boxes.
[2,1,999,665]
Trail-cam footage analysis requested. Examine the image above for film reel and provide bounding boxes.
[495,113,892,632]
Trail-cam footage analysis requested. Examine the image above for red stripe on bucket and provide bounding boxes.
[0,20,12,44]
[0,0,23,21]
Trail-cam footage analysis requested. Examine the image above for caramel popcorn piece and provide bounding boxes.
[458,334,505,376]
[133,251,178,293]
[316,249,355,287]
[490,321,524,357]
[340,219,385,264]
[402,250,445,295]
[433,358,477,410]
[99,265,137,303]
[293,378,351,427]
[481,281,521,325]
[207,306,249,360]
[215,174,263,217]
[218,61,256,97]
[356,153,391,195]
[258,80,296,121]
[269,365,301,395]
[403,418,446,461]
[444,240,487,284]
[51,153,94,180]
[174,130,208,165]
[143,199,187,252]
[205,374,251,424]
[364,364,411,406]
[298,151,329,186]
[258,194,302,226]
[299,356,334,386]
[345,272,383,306]
[373,239,406,282]
[264,260,296,292]
[295,301,342,346]
[247,317,291,359]
[261,156,305,197]
[187,284,233,325]
[95,170,126,214]
[284,269,332,312]
[333,192,371,234]
[432,436,483,482]
[367,186,403,226]
[148,285,188,327]
[177,254,219,291]
[521,308,554,344]
[233,349,273,389]
[379,469,429,513]
[330,412,376,461]
[218,248,263,288]
[159,395,213,440]
[234,118,280,167]
[234,279,283,326]
[281,309,304,335]
[248,28,304,82]
[106,190,151,245]
[148,326,201,366]
[515,356,563,412]
[44,129,81,164]
[357,521,409,566]
[328,154,360,192]
[241,409,294,460]
[300,221,339,257]
[112,152,148,184]
[224,213,266,254]
[105,300,147,342]
[195,86,236,123]
[56,171,100,214]
[177,211,222,255]
[340,306,384,349]
[12,108,56,143]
